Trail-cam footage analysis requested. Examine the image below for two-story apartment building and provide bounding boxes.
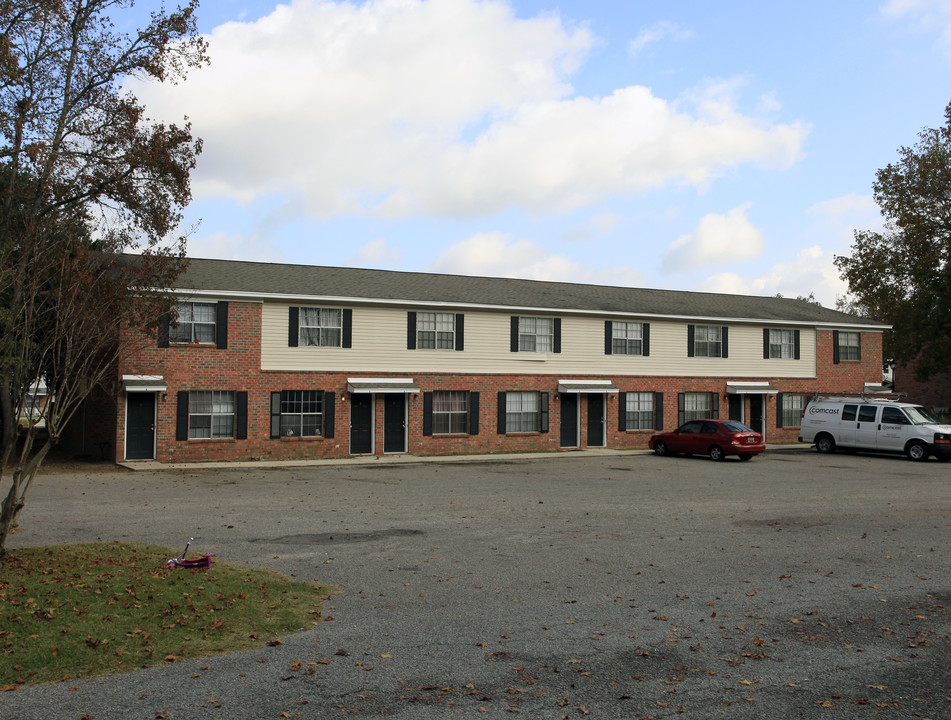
[84,257,887,464]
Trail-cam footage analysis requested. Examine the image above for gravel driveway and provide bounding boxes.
[3,448,950,719]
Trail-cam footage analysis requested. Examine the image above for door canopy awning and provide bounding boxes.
[122,375,167,393]
[347,378,420,394]
[726,381,778,395]
[557,379,619,394]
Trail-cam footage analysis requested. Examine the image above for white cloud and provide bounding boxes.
[130,0,807,220]
[559,212,621,242]
[662,202,765,272]
[628,20,694,57]
[427,232,648,286]
[748,245,848,306]
[696,272,750,296]
[881,0,951,42]
[349,237,403,266]
[187,230,285,262]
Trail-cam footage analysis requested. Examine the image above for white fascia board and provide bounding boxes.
[166,288,890,330]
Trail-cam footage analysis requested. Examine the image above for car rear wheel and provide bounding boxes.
[738,453,753,461]
[815,434,835,454]
[906,441,929,462]
[653,440,668,456]
[708,445,724,461]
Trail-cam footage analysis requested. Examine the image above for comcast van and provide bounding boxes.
[799,397,951,462]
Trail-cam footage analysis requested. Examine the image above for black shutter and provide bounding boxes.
[455,313,464,351]
[270,391,281,438]
[794,330,801,360]
[763,328,771,359]
[497,392,506,434]
[323,392,335,438]
[711,392,719,418]
[721,326,729,358]
[469,392,480,435]
[216,301,229,349]
[539,392,549,433]
[832,330,840,364]
[855,333,862,361]
[604,321,613,355]
[642,323,650,356]
[342,309,353,348]
[618,392,627,432]
[687,325,695,357]
[678,392,685,426]
[407,312,417,350]
[176,391,189,441]
[511,316,520,352]
[776,393,784,428]
[423,392,433,436]
[553,319,561,354]
[654,392,664,430]
[235,391,248,439]
[288,307,299,347]
[158,313,170,348]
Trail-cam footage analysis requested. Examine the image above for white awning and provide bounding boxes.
[726,381,778,395]
[557,379,619,394]
[122,375,167,393]
[347,378,420,394]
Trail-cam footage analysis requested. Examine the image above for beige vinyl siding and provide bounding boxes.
[261,302,817,378]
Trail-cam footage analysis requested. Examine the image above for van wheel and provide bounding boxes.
[906,441,929,462]
[708,445,725,461]
[815,434,835,454]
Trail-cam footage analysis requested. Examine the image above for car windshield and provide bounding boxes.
[905,405,941,425]
[721,421,754,433]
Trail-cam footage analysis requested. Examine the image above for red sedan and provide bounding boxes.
[648,419,765,461]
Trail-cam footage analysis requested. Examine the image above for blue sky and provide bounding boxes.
[130,0,951,305]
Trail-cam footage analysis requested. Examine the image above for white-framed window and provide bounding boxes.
[276,390,323,437]
[693,325,722,357]
[189,390,235,439]
[781,394,805,427]
[613,322,644,356]
[837,331,861,361]
[506,391,540,433]
[519,317,553,353]
[433,391,469,434]
[418,312,455,350]
[299,308,342,347]
[170,302,216,344]
[682,392,712,423]
[768,329,795,359]
[625,392,654,430]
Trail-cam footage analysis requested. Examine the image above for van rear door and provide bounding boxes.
[854,405,880,449]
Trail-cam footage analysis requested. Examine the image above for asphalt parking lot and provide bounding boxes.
[4,447,951,719]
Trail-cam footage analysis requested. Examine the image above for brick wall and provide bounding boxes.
[102,302,886,462]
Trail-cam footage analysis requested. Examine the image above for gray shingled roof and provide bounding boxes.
[172,256,887,328]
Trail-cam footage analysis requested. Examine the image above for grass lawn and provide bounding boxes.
[0,542,334,687]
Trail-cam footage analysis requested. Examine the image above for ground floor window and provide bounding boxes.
[432,390,469,434]
[189,390,235,438]
[780,394,805,427]
[679,391,718,425]
[498,391,549,433]
[271,390,323,437]
[624,392,655,430]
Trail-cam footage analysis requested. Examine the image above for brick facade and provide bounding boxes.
[95,299,886,464]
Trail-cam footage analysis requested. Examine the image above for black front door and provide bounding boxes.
[383,394,405,453]
[728,394,742,422]
[560,393,578,447]
[587,393,605,447]
[126,393,156,460]
[750,394,764,434]
[350,394,373,454]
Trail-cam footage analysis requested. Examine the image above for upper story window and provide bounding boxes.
[613,322,644,355]
[765,328,800,359]
[300,308,342,347]
[519,317,553,352]
[834,331,861,363]
[407,312,464,351]
[170,302,217,344]
[688,325,728,358]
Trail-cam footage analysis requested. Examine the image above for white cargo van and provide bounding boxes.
[799,397,951,461]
